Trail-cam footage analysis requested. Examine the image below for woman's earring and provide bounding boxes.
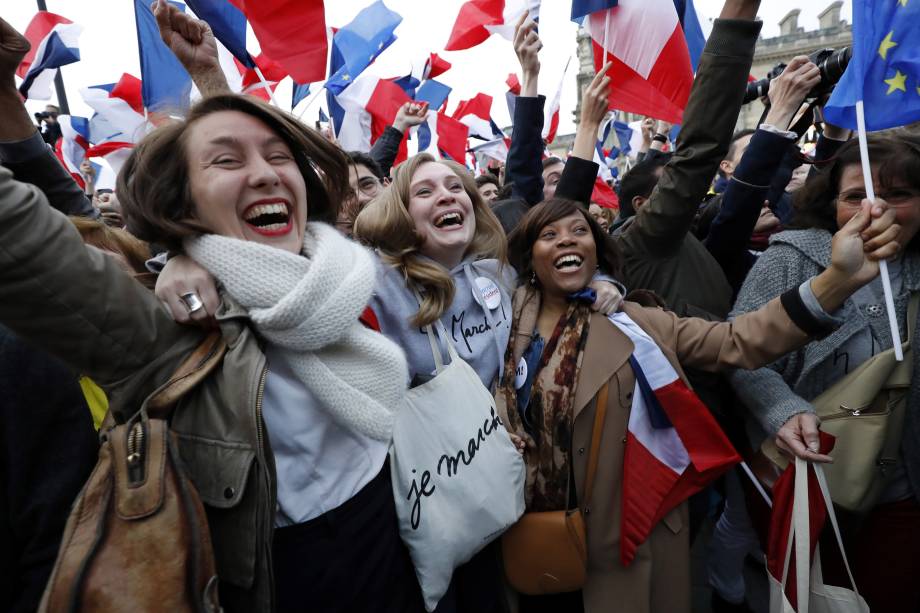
[529,272,537,286]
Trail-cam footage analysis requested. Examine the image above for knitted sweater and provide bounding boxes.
[727,228,920,501]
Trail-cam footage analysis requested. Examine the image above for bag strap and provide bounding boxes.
[582,382,610,510]
[146,331,227,419]
[813,463,861,594]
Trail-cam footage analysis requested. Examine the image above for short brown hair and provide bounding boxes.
[118,94,349,251]
[507,198,622,287]
[354,153,507,327]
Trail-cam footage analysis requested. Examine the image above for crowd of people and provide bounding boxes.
[1,0,919,612]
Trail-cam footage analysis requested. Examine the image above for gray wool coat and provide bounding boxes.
[727,228,920,502]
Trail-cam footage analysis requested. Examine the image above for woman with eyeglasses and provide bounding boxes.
[729,130,920,611]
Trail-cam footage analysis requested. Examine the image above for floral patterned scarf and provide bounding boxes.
[497,288,591,512]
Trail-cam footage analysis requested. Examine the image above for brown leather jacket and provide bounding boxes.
[0,166,276,612]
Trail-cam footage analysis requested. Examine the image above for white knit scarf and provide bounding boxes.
[184,223,407,441]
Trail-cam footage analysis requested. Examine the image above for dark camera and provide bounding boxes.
[742,47,851,104]
[34,111,53,120]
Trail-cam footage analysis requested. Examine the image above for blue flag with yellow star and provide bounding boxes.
[824,0,920,131]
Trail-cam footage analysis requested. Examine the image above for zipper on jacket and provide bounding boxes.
[255,367,267,452]
[126,421,145,483]
[254,364,276,611]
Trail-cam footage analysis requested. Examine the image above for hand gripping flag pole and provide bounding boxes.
[855,100,902,360]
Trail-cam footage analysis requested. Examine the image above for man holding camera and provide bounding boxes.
[35,104,61,146]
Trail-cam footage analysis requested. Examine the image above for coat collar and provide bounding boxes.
[573,310,634,420]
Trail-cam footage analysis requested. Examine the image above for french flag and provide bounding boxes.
[335,73,410,154]
[608,312,740,566]
[584,0,692,124]
[81,74,147,146]
[16,11,82,101]
[55,115,92,189]
[445,0,540,51]
[415,80,469,163]
[452,93,503,141]
[542,59,570,144]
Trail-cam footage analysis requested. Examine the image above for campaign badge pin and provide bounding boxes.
[514,357,528,389]
[474,276,501,310]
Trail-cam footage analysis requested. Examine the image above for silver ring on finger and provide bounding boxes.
[180,291,205,314]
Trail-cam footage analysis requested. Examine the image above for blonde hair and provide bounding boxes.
[354,153,507,327]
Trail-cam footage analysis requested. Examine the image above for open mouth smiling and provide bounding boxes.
[242,200,293,236]
[433,211,464,229]
[553,253,584,271]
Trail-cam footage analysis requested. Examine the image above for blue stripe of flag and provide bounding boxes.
[185,0,255,68]
[628,355,673,429]
[571,0,618,21]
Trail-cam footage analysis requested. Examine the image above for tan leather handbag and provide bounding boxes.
[762,293,917,513]
[501,382,609,595]
[39,333,227,613]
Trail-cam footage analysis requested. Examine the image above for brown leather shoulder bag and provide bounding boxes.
[39,332,227,613]
[501,382,609,595]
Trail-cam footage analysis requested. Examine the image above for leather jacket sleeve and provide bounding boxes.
[0,166,199,420]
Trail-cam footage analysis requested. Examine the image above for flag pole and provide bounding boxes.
[297,82,327,119]
[35,0,70,113]
[856,99,903,360]
[253,65,281,109]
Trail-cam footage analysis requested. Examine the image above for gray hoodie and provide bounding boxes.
[370,256,515,391]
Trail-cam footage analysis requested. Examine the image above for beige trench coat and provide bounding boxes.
[497,289,810,613]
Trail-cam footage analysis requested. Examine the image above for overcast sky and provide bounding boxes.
[9,1,852,136]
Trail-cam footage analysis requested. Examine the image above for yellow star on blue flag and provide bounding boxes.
[825,0,920,131]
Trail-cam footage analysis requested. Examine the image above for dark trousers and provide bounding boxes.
[272,461,425,613]
[432,541,509,613]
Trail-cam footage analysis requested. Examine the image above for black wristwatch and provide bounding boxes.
[652,133,668,144]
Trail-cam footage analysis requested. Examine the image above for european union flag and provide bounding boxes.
[324,1,402,96]
[824,0,920,131]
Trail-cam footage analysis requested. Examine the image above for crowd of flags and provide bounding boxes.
[11,0,920,565]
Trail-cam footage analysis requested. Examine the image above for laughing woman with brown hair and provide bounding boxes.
[496,196,900,613]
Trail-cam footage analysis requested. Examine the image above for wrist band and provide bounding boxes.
[652,133,668,144]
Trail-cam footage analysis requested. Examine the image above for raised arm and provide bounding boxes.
[555,62,611,205]
[623,2,762,255]
[153,0,230,97]
[504,12,545,206]
[370,101,428,177]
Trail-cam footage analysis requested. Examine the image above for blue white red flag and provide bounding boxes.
[184,0,255,68]
[81,74,147,145]
[134,0,192,112]
[452,93,503,141]
[417,111,470,163]
[16,11,82,101]
[673,0,706,70]
[325,1,402,96]
[584,0,693,124]
[335,73,411,156]
[54,115,92,188]
[608,312,739,565]
[445,0,540,51]
[542,59,570,144]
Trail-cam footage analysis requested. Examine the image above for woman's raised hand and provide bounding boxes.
[588,280,623,315]
[155,254,221,325]
[152,0,229,95]
[830,198,900,285]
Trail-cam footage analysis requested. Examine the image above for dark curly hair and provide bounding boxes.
[507,198,622,287]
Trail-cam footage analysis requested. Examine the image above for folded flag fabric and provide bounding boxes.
[445,0,540,51]
[824,0,920,132]
[229,0,328,84]
[292,82,311,109]
[417,111,470,163]
[591,176,619,210]
[55,115,91,188]
[416,79,452,111]
[17,11,82,101]
[607,312,740,565]
[325,0,403,96]
[335,73,410,157]
[425,53,452,79]
[584,0,692,124]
